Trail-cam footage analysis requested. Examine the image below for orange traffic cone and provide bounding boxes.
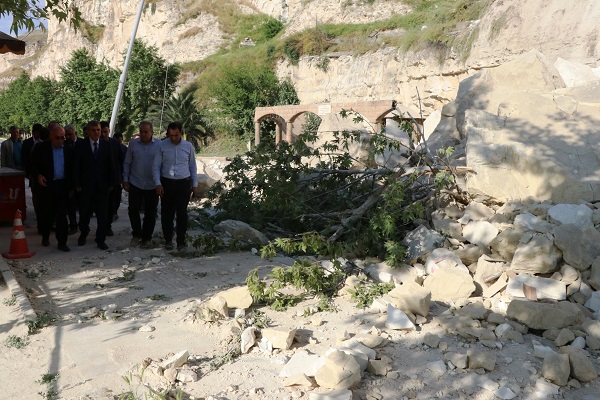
[2,209,35,259]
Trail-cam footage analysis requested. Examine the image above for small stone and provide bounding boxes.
[139,324,155,332]
[241,327,256,353]
[554,328,575,347]
[494,387,516,399]
[161,350,189,369]
[427,360,447,374]
[423,333,441,348]
[151,257,161,264]
[176,368,198,382]
[468,348,496,371]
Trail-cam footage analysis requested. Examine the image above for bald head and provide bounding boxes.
[50,124,66,149]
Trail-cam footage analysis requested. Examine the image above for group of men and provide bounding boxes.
[1,120,198,252]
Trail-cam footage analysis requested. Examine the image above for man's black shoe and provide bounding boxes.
[68,226,78,235]
[57,244,70,252]
[97,242,109,250]
[78,235,87,246]
[42,237,50,247]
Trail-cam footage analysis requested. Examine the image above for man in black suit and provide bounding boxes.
[100,120,124,236]
[22,123,44,230]
[64,124,79,234]
[73,120,116,250]
[31,124,72,252]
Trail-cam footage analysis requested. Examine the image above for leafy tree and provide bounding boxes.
[147,91,212,150]
[117,40,180,136]
[207,63,299,139]
[0,72,57,131]
[0,0,81,34]
[51,48,118,128]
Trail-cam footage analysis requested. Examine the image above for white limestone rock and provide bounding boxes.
[279,352,324,378]
[385,304,415,330]
[261,327,296,350]
[314,350,362,390]
[385,280,431,317]
[402,225,445,261]
[218,286,254,309]
[506,274,566,301]
[161,350,189,369]
[542,352,570,386]
[510,234,562,274]
[462,220,499,247]
[423,267,476,302]
[547,204,593,227]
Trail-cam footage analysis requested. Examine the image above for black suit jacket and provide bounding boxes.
[73,137,116,192]
[31,141,73,187]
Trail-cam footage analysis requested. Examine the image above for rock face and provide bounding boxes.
[3,0,598,121]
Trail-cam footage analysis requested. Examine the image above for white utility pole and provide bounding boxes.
[109,0,146,136]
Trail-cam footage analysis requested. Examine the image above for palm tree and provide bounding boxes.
[148,91,212,150]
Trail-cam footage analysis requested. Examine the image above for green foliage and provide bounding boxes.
[147,90,210,148]
[3,294,17,306]
[206,62,299,139]
[27,313,57,335]
[260,231,341,260]
[115,269,136,282]
[118,40,181,136]
[207,106,454,265]
[5,334,28,349]
[0,72,57,131]
[191,234,225,256]
[0,41,177,135]
[80,19,105,44]
[348,281,395,309]
[246,260,344,311]
[0,0,81,34]
[37,373,59,400]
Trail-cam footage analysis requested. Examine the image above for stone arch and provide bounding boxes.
[254,100,421,145]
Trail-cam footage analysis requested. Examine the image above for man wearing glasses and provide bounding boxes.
[31,124,73,252]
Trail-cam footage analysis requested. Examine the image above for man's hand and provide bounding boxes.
[37,175,47,187]
[156,185,164,197]
[122,182,130,192]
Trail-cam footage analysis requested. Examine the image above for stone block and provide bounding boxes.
[402,225,445,261]
[559,346,598,382]
[443,352,468,369]
[506,274,566,301]
[219,286,253,309]
[386,280,431,317]
[510,234,562,274]
[385,303,415,330]
[548,204,593,227]
[160,350,189,369]
[283,374,317,388]
[423,267,476,302]
[314,350,362,390]
[279,352,324,378]
[467,348,496,371]
[463,221,499,247]
[542,352,570,386]
[367,359,391,376]
[554,224,600,271]
[506,300,584,330]
[554,328,575,347]
[262,327,296,350]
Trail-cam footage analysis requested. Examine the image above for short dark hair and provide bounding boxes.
[167,121,183,133]
[32,123,44,133]
[88,120,100,127]
[113,132,123,139]
[100,121,110,129]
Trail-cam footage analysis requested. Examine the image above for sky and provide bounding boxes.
[0,15,15,35]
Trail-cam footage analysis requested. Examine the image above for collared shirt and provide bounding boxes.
[52,145,65,180]
[12,139,22,166]
[123,137,160,190]
[152,138,197,187]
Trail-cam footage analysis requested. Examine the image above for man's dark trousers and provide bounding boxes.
[160,177,191,246]
[128,183,159,241]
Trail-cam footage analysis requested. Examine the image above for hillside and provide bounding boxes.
[1,0,599,114]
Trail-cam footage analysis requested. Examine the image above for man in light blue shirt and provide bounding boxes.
[123,121,160,247]
[152,121,197,251]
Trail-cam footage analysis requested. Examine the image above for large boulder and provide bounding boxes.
[423,267,476,302]
[553,224,600,271]
[506,300,585,330]
[510,234,562,274]
[456,50,600,203]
